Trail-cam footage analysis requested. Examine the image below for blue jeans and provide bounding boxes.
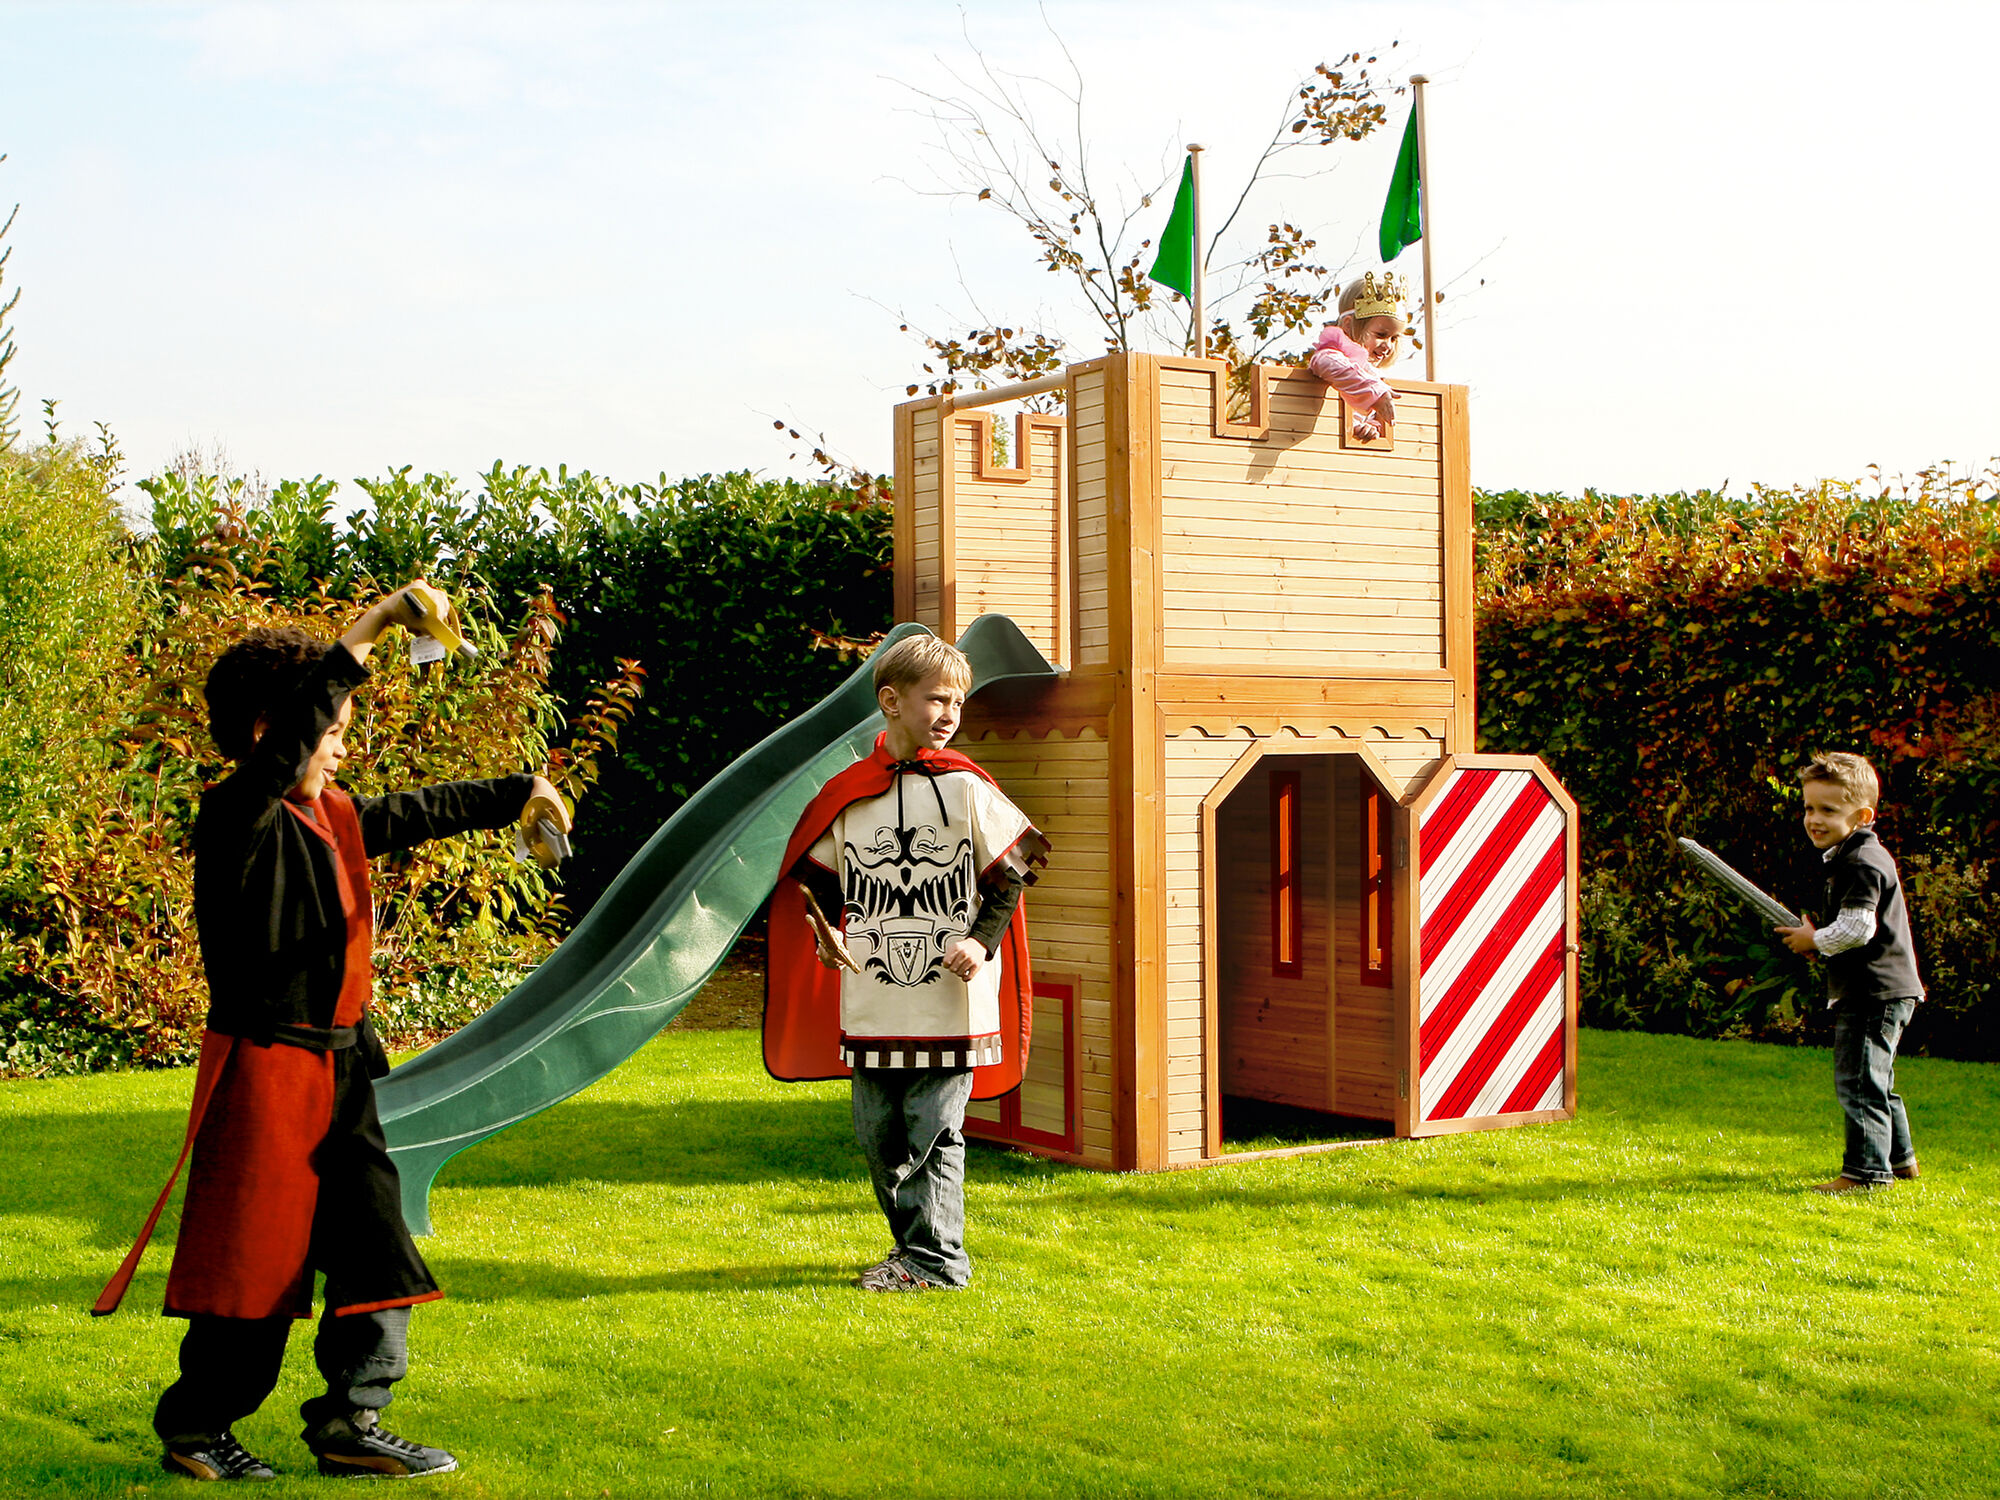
[1832,997,1918,1184]
[850,1067,975,1287]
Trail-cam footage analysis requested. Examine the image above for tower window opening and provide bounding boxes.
[1271,770,1303,978]
[1361,781,1393,987]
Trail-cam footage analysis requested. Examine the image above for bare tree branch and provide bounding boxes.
[885,21,1424,409]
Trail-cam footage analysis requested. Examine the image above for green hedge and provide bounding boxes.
[139,462,894,917]
[1474,473,2000,1060]
[0,438,135,872]
[33,440,1999,1068]
[1,453,645,1073]
[0,455,886,1074]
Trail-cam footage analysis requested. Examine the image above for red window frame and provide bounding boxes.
[962,976,1077,1154]
[1360,780,1394,987]
[1271,769,1303,978]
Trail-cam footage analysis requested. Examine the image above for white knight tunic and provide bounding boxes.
[807,766,1037,1069]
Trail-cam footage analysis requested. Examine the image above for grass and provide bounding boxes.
[3,1014,1998,1499]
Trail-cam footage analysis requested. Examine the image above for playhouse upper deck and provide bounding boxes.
[894,351,1473,750]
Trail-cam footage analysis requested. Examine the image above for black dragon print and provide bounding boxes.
[842,821,974,987]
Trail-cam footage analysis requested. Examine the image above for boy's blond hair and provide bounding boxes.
[871,634,972,696]
[1799,751,1880,810]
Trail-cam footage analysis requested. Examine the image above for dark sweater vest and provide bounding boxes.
[1821,827,1924,1007]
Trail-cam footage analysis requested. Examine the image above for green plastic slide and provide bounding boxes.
[376,615,1057,1233]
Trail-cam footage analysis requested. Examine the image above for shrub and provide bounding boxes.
[0,516,640,1073]
[136,462,895,916]
[1477,467,2000,1058]
[0,436,137,884]
[476,470,893,910]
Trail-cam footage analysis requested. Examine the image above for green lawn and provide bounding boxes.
[3,1025,1996,1499]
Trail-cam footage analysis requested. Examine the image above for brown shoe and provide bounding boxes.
[1894,1160,1921,1180]
[1811,1175,1874,1193]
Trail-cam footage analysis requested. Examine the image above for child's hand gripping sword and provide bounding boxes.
[401,582,479,665]
[802,887,862,974]
[515,793,573,869]
[1675,838,1804,929]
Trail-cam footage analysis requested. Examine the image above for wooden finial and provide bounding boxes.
[1409,73,1429,85]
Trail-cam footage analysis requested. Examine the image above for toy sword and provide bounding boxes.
[802,887,863,974]
[514,794,572,868]
[403,582,479,664]
[1675,838,1803,928]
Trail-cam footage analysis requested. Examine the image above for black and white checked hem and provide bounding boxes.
[841,1036,1003,1070]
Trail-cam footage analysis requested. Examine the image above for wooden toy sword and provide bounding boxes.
[1675,838,1803,928]
[802,887,863,974]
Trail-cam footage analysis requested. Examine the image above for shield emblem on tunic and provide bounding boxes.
[887,933,929,986]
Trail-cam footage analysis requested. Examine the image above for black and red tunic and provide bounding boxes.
[96,644,534,1320]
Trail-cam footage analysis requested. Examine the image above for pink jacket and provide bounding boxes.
[1307,325,1391,414]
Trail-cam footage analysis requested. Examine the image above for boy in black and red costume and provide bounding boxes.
[95,584,568,1481]
[764,634,1047,1291]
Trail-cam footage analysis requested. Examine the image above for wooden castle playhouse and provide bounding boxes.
[892,353,1580,1170]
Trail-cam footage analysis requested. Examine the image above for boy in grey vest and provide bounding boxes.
[1775,752,1923,1192]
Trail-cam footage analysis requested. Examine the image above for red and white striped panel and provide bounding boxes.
[1418,767,1568,1123]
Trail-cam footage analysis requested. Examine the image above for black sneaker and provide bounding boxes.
[309,1412,458,1479]
[160,1432,276,1481]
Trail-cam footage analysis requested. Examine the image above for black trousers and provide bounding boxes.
[152,1302,410,1446]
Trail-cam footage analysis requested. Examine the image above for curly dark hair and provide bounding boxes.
[204,626,334,760]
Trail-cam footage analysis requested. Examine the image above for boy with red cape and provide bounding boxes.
[94,584,568,1481]
[764,634,1047,1291]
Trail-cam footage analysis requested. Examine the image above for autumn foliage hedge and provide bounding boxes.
[141,462,894,915]
[2,451,886,1075]
[14,423,1998,1072]
[1474,469,2000,1061]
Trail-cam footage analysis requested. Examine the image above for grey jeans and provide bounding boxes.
[1832,997,1918,1184]
[850,1066,976,1287]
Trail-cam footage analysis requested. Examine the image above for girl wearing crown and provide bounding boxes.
[1308,271,1406,441]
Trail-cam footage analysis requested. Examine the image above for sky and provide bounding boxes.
[3,0,1997,506]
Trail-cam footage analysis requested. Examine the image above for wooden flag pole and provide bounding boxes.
[1188,143,1206,358]
[1409,76,1435,381]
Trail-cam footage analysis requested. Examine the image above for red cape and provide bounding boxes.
[763,734,1033,1101]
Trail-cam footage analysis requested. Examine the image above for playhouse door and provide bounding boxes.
[1405,755,1579,1135]
[1212,751,1403,1123]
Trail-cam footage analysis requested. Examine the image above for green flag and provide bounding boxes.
[1149,157,1196,297]
[1378,102,1421,263]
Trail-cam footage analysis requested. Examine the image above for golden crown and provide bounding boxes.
[1348,270,1408,322]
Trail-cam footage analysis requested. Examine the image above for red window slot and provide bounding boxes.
[1360,781,1393,987]
[1271,770,1303,978]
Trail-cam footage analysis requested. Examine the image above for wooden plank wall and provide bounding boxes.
[959,728,1117,1166]
[1163,732,1250,1162]
[1329,755,1398,1121]
[907,403,944,633]
[964,985,1070,1140]
[1154,363,1445,674]
[1371,732,1449,790]
[948,414,1065,660]
[1214,758,1334,1112]
[1070,365,1111,669]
